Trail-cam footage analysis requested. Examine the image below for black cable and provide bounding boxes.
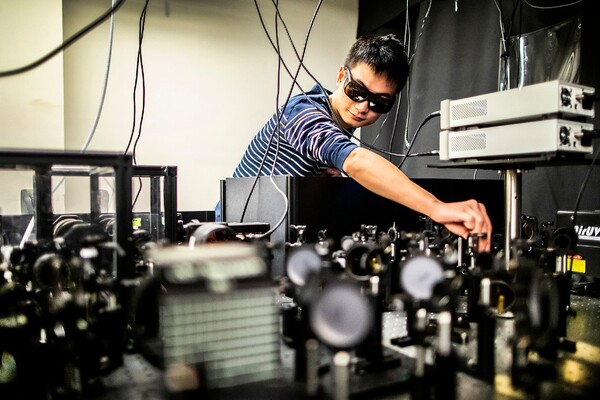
[127,0,150,209]
[253,0,437,162]
[387,91,404,162]
[272,0,283,179]
[367,113,390,150]
[240,0,323,223]
[257,0,342,108]
[240,1,289,223]
[495,0,510,90]
[132,176,144,209]
[268,0,323,90]
[268,0,323,174]
[504,0,522,87]
[497,0,523,89]
[0,0,127,78]
[252,0,317,96]
[240,1,300,223]
[408,0,433,65]
[255,0,335,110]
[390,1,432,161]
[125,0,149,158]
[494,0,521,88]
[256,0,412,163]
[245,1,426,225]
[400,2,413,157]
[131,1,149,165]
[256,6,429,165]
[517,0,523,87]
[397,110,441,169]
[253,4,292,239]
[506,0,521,40]
[351,132,438,159]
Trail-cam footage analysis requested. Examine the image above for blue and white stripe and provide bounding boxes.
[233,85,357,178]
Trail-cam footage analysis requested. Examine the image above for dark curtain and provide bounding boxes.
[358,0,599,225]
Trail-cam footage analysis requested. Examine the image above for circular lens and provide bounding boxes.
[400,256,444,300]
[370,97,394,114]
[310,283,373,348]
[345,243,371,281]
[344,81,364,102]
[286,246,322,286]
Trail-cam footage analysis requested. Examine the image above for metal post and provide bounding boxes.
[163,166,178,243]
[150,176,161,240]
[34,168,53,241]
[504,169,522,270]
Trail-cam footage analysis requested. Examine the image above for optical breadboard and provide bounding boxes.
[439,119,593,161]
[440,80,595,130]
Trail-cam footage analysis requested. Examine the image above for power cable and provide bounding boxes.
[401,0,413,150]
[257,0,415,162]
[408,0,433,65]
[399,0,432,155]
[80,0,118,154]
[269,0,324,89]
[244,0,433,234]
[495,0,511,90]
[260,0,291,239]
[54,0,118,194]
[241,0,323,228]
[0,0,126,78]
[380,1,433,162]
[20,0,119,246]
[252,0,321,95]
[125,0,151,210]
[398,110,441,170]
[124,0,149,161]
[355,134,439,159]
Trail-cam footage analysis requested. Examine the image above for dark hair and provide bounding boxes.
[344,34,409,93]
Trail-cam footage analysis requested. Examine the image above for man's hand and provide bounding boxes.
[342,147,493,252]
[430,199,492,252]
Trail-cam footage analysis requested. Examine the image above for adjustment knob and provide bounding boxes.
[559,126,570,146]
[560,87,571,107]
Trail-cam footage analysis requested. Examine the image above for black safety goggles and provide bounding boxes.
[342,66,396,114]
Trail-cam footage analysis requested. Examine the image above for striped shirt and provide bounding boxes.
[232,85,358,177]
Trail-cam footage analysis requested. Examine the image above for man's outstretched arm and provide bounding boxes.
[342,147,492,251]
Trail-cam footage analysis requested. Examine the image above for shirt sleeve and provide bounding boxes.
[283,106,358,172]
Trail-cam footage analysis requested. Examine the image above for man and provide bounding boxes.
[231,34,492,251]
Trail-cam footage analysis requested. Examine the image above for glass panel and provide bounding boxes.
[499,17,581,90]
[0,169,35,246]
[132,175,166,240]
[0,162,119,273]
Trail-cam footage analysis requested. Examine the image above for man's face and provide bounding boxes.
[330,61,397,129]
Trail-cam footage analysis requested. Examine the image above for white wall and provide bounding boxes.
[60,0,358,212]
[0,0,357,214]
[0,0,65,146]
[0,0,65,214]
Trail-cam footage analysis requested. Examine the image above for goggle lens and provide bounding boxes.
[343,68,395,113]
